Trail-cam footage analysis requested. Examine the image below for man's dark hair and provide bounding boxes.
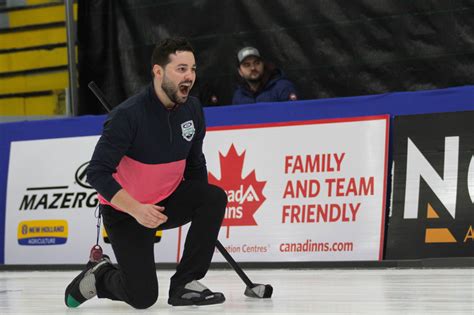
[151,37,194,68]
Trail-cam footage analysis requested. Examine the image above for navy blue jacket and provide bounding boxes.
[87,83,207,209]
[232,68,298,105]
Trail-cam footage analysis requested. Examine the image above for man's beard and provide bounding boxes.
[162,76,186,104]
[247,77,261,84]
[245,71,262,84]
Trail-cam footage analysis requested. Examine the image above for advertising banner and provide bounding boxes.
[4,115,389,264]
[183,115,389,262]
[5,136,180,264]
[386,111,474,259]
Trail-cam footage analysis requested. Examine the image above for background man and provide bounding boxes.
[232,46,298,105]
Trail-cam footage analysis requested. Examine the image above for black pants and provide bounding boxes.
[95,180,227,309]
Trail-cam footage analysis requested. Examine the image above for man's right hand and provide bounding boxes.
[110,189,168,228]
[131,204,168,228]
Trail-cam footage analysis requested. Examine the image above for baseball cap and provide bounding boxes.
[237,47,261,64]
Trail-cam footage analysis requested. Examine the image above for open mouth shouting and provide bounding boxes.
[179,81,193,96]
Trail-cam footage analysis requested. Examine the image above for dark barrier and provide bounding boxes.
[77,0,474,114]
[386,111,474,259]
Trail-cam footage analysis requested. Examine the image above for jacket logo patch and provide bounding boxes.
[181,120,195,141]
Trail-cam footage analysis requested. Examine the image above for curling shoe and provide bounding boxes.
[168,280,225,306]
[64,255,112,308]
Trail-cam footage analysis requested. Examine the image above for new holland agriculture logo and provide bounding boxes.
[208,144,266,237]
[17,220,68,245]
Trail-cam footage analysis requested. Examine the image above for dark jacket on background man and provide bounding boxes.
[232,64,298,105]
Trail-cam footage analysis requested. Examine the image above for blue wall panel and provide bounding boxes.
[1,86,473,263]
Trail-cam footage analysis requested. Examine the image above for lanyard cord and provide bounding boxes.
[89,205,103,262]
[94,204,102,246]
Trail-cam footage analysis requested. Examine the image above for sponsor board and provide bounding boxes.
[17,220,68,246]
[5,116,388,264]
[5,136,179,264]
[179,116,389,262]
[386,111,474,259]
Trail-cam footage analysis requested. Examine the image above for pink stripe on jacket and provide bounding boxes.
[98,155,185,211]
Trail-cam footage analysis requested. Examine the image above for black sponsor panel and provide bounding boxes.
[386,111,474,259]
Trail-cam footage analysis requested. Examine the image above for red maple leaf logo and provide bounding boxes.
[208,144,266,237]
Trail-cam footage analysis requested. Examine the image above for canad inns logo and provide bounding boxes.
[208,144,266,237]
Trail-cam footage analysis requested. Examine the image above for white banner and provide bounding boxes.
[5,115,388,264]
[195,116,389,262]
[5,136,180,264]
